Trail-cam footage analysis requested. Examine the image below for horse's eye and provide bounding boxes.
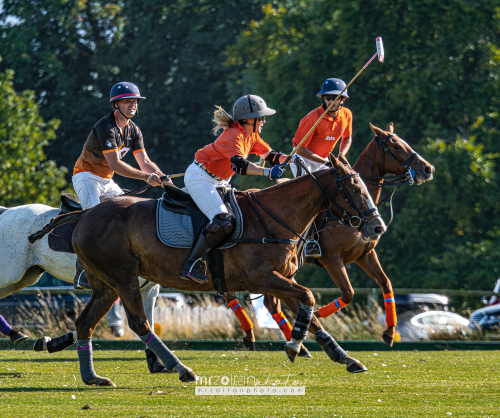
[353,188,360,194]
[394,145,401,150]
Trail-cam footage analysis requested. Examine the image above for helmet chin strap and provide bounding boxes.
[115,102,134,120]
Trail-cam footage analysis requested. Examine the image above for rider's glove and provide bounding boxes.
[269,163,287,180]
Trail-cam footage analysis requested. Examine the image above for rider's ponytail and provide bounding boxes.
[212,106,234,135]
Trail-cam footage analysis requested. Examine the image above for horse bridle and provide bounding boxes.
[375,133,418,187]
[296,157,380,232]
[362,133,420,225]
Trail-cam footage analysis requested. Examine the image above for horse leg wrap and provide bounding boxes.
[47,331,77,353]
[140,331,180,371]
[314,330,347,363]
[77,338,99,383]
[291,304,313,341]
[384,292,397,327]
[228,300,253,332]
[272,312,292,341]
[0,315,13,336]
[145,348,166,373]
[318,298,347,318]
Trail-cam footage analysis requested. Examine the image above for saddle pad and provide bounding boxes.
[48,222,77,253]
[156,188,243,249]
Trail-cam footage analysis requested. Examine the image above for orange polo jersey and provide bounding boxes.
[195,121,271,180]
[292,106,352,158]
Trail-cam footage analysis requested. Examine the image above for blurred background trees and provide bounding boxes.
[1,0,500,291]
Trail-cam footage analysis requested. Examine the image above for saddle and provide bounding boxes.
[47,194,82,253]
[156,185,243,249]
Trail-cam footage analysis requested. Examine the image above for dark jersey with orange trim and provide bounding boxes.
[73,112,145,179]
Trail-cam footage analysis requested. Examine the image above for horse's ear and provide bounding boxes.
[386,122,394,133]
[369,122,386,138]
[329,154,341,170]
[337,152,351,168]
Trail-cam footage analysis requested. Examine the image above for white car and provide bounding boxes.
[395,310,470,341]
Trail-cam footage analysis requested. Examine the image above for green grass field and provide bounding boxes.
[0,349,498,417]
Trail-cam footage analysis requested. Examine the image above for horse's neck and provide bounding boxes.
[353,138,385,205]
[252,174,326,237]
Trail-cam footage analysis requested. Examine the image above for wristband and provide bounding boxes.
[263,168,270,178]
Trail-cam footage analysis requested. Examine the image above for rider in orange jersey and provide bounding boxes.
[180,95,295,284]
[291,78,353,257]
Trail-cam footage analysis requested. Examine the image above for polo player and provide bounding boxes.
[72,82,170,289]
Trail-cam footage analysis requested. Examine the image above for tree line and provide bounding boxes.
[1,0,499,292]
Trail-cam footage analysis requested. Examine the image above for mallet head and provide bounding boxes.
[376,37,384,62]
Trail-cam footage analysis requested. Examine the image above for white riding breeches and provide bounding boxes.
[291,156,328,178]
[72,171,124,210]
[184,163,230,221]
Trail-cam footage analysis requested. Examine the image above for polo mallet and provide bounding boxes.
[286,37,385,163]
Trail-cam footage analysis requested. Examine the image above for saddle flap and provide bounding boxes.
[163,185,195,206]
[60,193,82,213]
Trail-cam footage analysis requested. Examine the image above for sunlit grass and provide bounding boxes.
[0,350,498,417]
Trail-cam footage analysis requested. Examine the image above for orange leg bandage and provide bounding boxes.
[228,299,253,332]
[384,292,397,327]
[318,298,347,318]
[272,312,292,341]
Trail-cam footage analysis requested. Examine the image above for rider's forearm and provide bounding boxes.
[140,161,165,177]
[109,160,148,181]
[246,162,267,176]
[339,136,352,155]
[297,147,327,164]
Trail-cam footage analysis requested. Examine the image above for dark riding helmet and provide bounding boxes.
[317,78,349,98]
[233,94,276,121]
[109,82,146,107]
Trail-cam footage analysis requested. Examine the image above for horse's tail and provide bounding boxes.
[28,211,84,244]
[0,206,9,216]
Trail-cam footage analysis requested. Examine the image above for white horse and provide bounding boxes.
[0,203,165,372]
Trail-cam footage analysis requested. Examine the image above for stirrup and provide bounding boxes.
[74,270,91,290]
[180,258,208,284]
[305,240,322,258]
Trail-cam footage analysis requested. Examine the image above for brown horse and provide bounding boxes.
[30,155,386,386]
[226,123,435,348]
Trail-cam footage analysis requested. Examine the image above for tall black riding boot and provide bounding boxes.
[179,234,211,284]
[73,257,91,290]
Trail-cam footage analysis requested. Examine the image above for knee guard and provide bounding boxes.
[291,304,313,341]
[203,213,235,247]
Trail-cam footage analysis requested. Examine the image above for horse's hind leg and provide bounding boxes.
[280,295,367,374]
[74,271,118,387]
[356,249,396,346]
[223,294,255,351]
[111,275,198,383]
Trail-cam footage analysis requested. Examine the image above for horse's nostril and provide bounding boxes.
[374,227,383,235]
[424,166,432,174]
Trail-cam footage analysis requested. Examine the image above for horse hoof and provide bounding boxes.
[86,377,116,387]
[242,338,256,351]
[33,336,50,352]
[298,344,312,359]
[285,344,298,363]
[179,370,198,382]
[382,332,394,347]
[343,356,368,373]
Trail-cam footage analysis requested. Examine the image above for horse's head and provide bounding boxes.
[369,123,435,184]
[327,154,387,242]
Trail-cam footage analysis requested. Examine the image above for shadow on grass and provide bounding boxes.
[0,357,144,363]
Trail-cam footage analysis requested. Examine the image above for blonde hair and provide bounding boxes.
[212,105,235,135]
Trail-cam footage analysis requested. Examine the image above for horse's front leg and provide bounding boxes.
[356,249,396,346]
[280,296,367,374]
[315,255,354,318]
